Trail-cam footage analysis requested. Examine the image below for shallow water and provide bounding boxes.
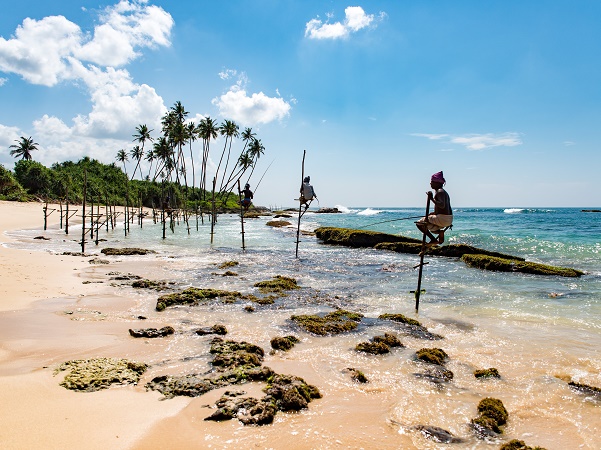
[4,207,601,449]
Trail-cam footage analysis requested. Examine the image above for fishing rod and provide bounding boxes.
[251,159,275,195]
[356,215,425,230]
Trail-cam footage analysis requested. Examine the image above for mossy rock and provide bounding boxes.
[252,295,278,305]
[196,324,228,336]
[499,439,547,450]
[461,254,584,277]
[314,227,421,248]
[264,374,322,411]
[219,261,239,269]
[254,276,300,293]
[270,335,300,351]
[474,367,501,379]
[376,242,525,260]
[355,341,390,354]
[101,247,156,256]
[416,348,449,366]
[347,368,368,383]
[414,366,454,383]
[471,397,508,437]
[291,310,364,336]
[373,333,404,348]
[156,288,243,311]
[205,394,277,425]
[210,338,265,370]
[56,358,148,392]
[379,313,422,327]
[131,279,170,290]
[266,220,291,227]
[129,326,175,338]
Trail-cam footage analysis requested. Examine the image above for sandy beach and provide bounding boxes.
[1,200,599,450]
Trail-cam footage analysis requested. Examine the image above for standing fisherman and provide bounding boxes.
[299,176,317,210]
[416,171,453,246]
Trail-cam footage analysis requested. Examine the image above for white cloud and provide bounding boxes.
[212,72,291,126]
[218,68,237,80]
[0,77,8,86]
[305,6,382,40]
[0,124,22,164]
[412,132,522,150]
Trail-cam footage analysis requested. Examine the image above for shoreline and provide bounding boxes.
[0,201,599,449]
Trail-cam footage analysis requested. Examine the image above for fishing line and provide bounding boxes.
[356,215,424,229]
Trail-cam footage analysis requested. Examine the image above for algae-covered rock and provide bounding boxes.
[131,279,170,290]
[156,287,243,311]
[101,247,156,256]
[471,397,508,437]
[414,425,465,444]
[474,367,501,379]
[195,324,228,336]
[210,337,265,370]
[379,313,443,340]
[375,242,525,260]
[254,276,300,293]
[291,309,364,336]
[205,394,277,425]
[270,335,300,351]
[346,368,369,383]
[315,227,421,248]
[129,326,175,338]
[414,366,454,383]
[266,220,291,227]
[416,348,449,366]
[56,357,148,392]
[264,374,322,411]
[373,333,404,348]
[219,261,239,269]
[499,439,547,450]
[461,254,584,277]
[355,341,390,354]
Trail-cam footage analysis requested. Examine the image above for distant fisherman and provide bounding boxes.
[416,171,453,245]
[299,176,316,210]
[240,183,254,211]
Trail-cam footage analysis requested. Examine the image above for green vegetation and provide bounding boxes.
[416,348,449,366]
[254,276,300,293]
[156,287,244,311]
[0,163,28,201]
[461,254,584,277]
[291,310,364,335]
[55,357,148,392]
[472,397,508,435]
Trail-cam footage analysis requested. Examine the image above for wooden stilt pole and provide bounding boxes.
[295,150,307,259]
[65,187,69,235]
[238,179,246,250]
[210,177,216,244]
[414,197,431,313]
[81,170,87,254]
[43,201,48,230]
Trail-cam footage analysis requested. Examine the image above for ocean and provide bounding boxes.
[5,206,601,449]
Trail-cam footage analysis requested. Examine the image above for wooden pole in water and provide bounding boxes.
[65,187,69,235]
[414,196,431,313]
[295,150,306,259]
[238,179,246,250]
[210,177,216,244]
[81,170,87,253]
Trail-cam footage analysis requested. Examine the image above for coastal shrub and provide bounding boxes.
[14,159,53,196]
[416,348,449,366]
[291,309,364,335]
[0,164,28,201]
[461,254,584,277]
[156,288,243,311]
[56,357,147,392]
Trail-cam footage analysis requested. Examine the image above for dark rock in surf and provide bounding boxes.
[195,324,228,336]
[461,254,584,277]
[101,247,156,256]
[128,326,175,338]
[414,425,465,444]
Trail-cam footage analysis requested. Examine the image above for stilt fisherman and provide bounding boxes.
[416,171,453,246]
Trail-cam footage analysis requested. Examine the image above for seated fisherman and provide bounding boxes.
[299,176,316,210]
[416,171,453,245]
[240,183,254,211]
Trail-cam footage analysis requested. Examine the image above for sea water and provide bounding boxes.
[5,207,601,449]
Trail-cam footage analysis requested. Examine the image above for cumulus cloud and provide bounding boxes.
[411,132,522,150]
[0,77,6,86]
[0,0,173,162]
[305,6,383,40]
[212,72,291,126]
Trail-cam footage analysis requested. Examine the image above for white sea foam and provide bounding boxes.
[504,208,525,214]
[357,208,380,216]
[334,205,353,214]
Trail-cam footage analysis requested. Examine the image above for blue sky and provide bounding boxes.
[1,1,600,207]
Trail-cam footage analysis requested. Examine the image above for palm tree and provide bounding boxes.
[196,117,218,200]
[10,136,39,160]
[129,145,144,180]
[144,148,155,180]
[132,124,153,179]
[116,149,129,177]
[216,119,239,192]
